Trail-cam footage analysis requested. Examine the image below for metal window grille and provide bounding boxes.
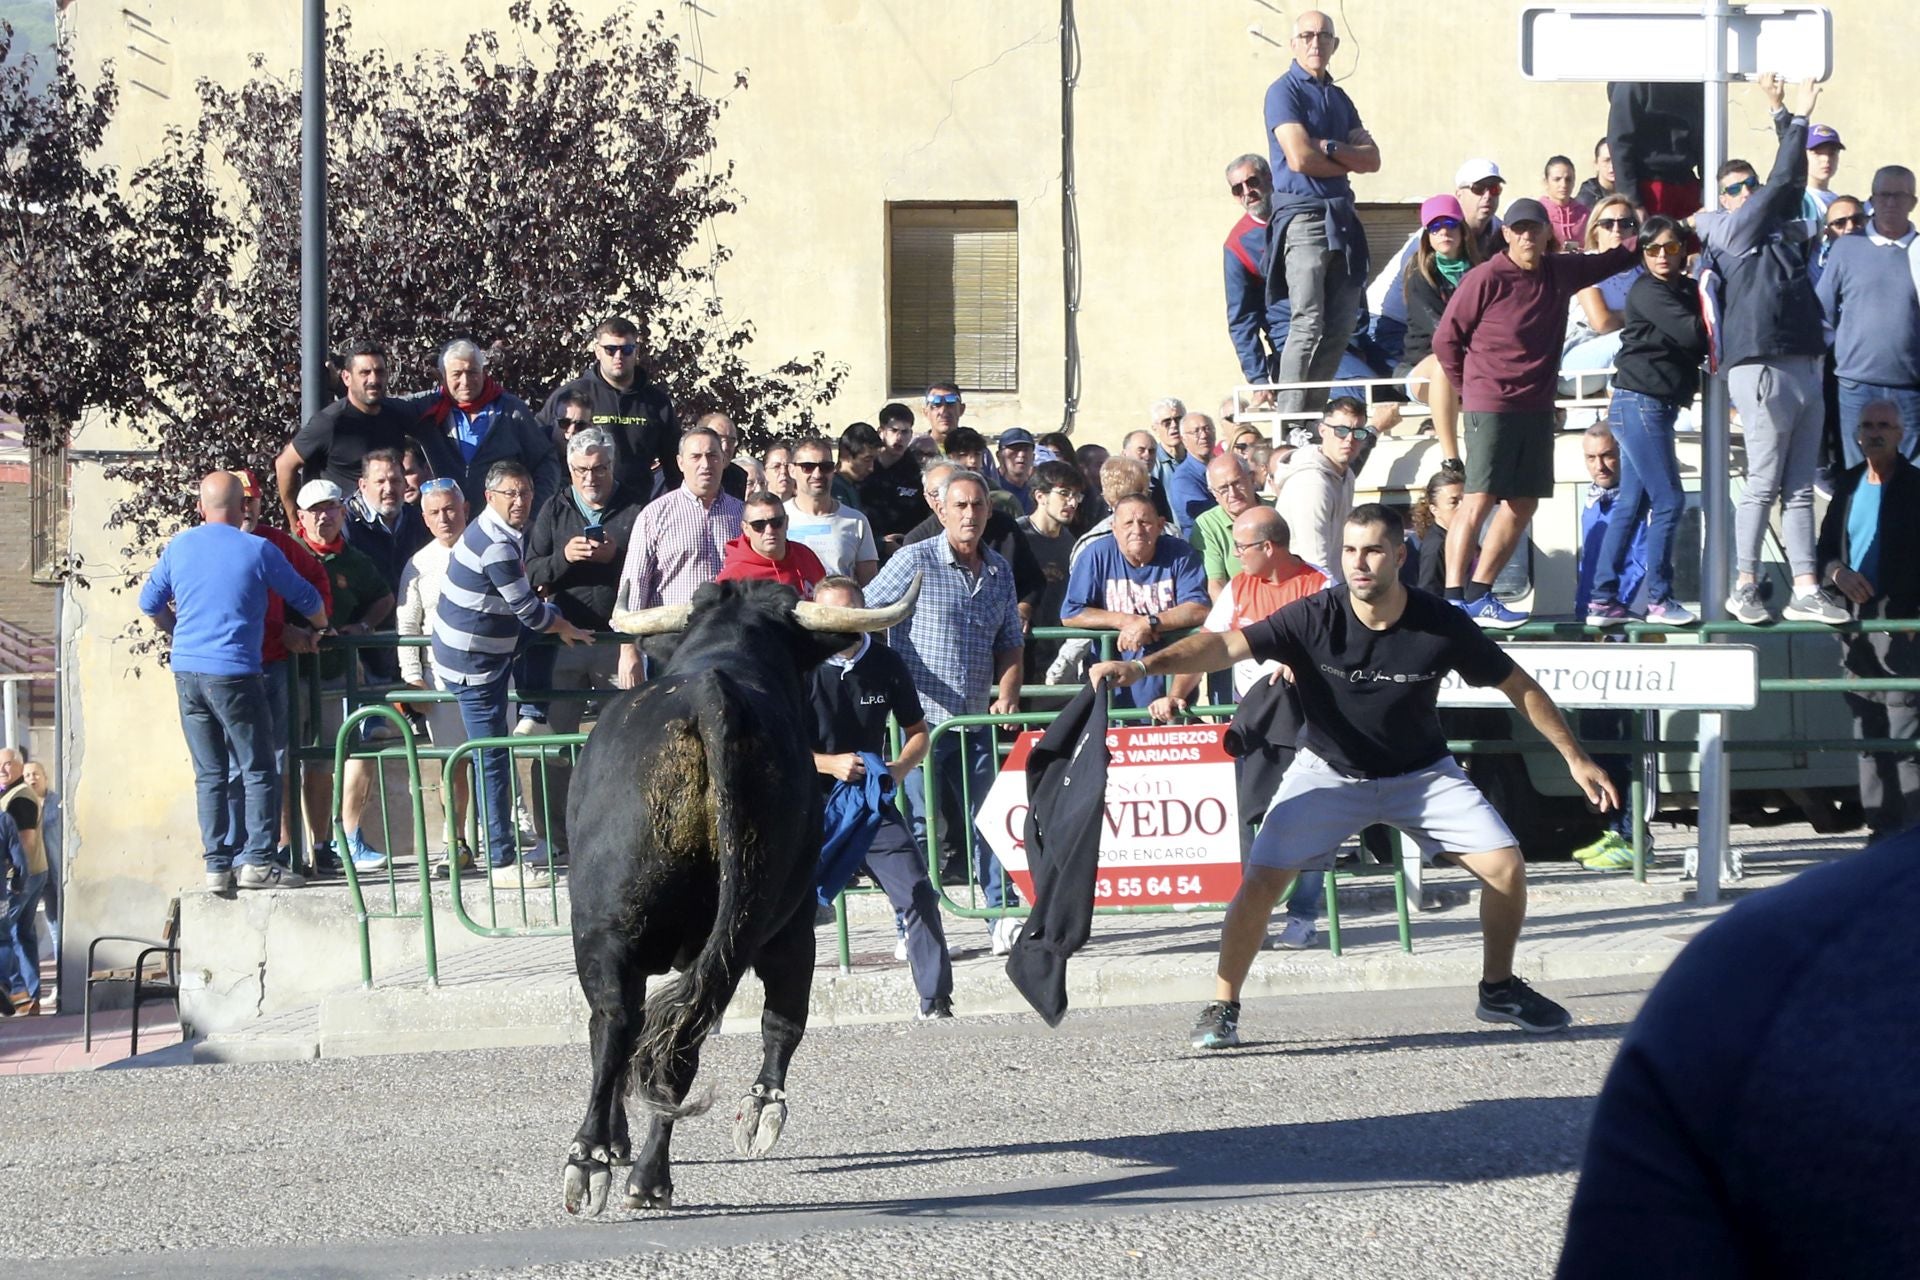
[888,203,1019,395]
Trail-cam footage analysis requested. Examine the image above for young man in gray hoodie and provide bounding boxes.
[1269,395,1367,580]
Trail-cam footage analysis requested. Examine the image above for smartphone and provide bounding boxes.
[583,523,607,544]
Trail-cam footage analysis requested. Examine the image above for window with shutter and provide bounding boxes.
[1357,203,1423,276]
[888,203,1019,395]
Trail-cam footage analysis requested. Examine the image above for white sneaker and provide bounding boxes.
[1783,588,1848,625]
[1275,916,1318,950]
[512,716,544,737]
[989,915,1024,956]
[892,935,908,963]
[515,802,541,844]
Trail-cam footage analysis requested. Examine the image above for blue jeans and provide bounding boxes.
[1285,869,1325,922]
[905,727,1012,911]
[512,640,555,725]
[1597,389,1686,606]
[222,659,290,857]
[175,671,278,872]
[2,870,46,999]
[1836,379,1920,468]
[454,674,517,867]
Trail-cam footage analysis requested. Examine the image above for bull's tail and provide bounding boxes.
[629,673,758,1116]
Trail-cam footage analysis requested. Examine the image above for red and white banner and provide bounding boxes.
[972,723,1244,907]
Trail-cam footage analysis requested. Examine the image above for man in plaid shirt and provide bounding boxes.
[864,467,1027,952]
[615,425,744,687]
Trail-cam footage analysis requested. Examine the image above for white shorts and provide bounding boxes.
[1248,749,1518,872]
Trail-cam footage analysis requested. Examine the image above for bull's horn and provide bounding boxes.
[608,603,693,635]
[793,573,922,633]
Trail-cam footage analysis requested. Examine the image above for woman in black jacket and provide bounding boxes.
[1588,215,1709,628]
[1398,194,1483,472]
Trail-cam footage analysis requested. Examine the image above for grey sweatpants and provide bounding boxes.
[1731,355,1823,577]
[1271,208,1363,417]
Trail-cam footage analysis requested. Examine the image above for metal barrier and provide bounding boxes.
[296,620,1920,989]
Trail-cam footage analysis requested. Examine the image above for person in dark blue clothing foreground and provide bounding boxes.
[1558,830,1920,1277]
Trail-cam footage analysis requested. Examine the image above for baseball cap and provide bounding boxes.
[1807,124,1844,151]
[1419,194,1466,227]
[1454,158,1502,188]
[229,469,261,499]
[1503,197,1551,229]
[997,428,1036,450]
[296,478,345,510]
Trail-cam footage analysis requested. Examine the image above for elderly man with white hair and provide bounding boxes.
[411,337,563,517]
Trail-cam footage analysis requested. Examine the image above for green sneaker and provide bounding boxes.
[1591,833,1638,870]
[1570,832,1617,866]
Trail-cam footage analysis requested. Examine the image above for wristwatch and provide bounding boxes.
[1145,613,1162,634]
[1322,139,1339,160]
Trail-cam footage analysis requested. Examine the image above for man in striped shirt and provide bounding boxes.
[432,461,592,882]
[615,425,743,687]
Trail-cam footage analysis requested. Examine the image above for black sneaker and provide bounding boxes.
[917,997,955,1021]
[1476,976,1571,1033]
[1189,1000,1242,1050]
[310,842,344,877]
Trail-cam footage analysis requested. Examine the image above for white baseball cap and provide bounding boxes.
[1454,158,1502,188]
[296,478,346,510]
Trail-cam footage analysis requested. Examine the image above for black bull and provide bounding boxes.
[561,576,921,1216]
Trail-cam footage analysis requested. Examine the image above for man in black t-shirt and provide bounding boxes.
[275,341,458,529]
[807,577,955,1019]
[1092,503,1617,1050]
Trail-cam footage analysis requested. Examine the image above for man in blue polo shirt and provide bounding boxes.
[140,472,331,892]
[1262,9,1382,417]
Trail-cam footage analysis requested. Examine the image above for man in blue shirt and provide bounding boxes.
[1262,9,1382,417]
[1062,495,1211,710]
[1164,413,1220,540]
[140,472,331,892]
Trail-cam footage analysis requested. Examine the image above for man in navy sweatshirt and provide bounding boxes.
[1818,164,1920,466]
[140,472,331,892]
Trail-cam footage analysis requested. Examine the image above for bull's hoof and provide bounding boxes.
[563,1143,613,1217]
[608,1138,633,1167]
[624,1180,673,1210]
[732,1083,788,1158]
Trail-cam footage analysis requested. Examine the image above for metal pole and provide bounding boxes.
[300,0,329,424]
[1,679,16,752]
[1695,0,1732,904]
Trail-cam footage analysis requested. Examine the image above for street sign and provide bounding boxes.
[974,723,1244,908]
[1520,5,1831,81]
[1438,643,1760,710]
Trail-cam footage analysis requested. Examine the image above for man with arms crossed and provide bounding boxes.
[1092,505,1618,1048]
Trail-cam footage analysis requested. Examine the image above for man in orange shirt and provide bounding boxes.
[1151,505,1329,948]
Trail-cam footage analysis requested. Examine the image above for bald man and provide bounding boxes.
[139,472,331,892]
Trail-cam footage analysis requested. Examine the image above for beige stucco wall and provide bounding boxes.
[58,0,1907,970]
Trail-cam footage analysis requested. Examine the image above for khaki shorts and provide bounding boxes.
[1463,410,1556,499]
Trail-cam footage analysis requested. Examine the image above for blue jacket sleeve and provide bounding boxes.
[1226,246,1270,383]
[137,545,173,617]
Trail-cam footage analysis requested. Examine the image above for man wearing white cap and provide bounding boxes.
[1366,159,1507,369]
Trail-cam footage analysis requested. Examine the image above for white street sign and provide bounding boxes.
[1438,643,1759,710]
[1520,5,1831,81]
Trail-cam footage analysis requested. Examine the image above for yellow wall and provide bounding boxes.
[59,0,1905,952]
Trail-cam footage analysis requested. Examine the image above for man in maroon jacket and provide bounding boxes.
[230,470,333,862]
[1433,198,1639,627]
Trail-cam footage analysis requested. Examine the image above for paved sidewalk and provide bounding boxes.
[187,820,1856,1065]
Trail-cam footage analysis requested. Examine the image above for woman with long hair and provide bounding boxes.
[1560,194,1645,399]
[1399,194,1484,474]
[1586,214,1707,628]
[1412,468,1467,594]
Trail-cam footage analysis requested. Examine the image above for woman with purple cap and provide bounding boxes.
[1397,193,1485,473]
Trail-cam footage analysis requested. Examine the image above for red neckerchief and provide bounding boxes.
[421,376,506,427]
[298,528,345,557]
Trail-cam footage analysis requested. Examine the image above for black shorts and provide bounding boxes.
[1463,410,1556,499]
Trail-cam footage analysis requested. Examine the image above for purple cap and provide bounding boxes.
[1807,124,1844,151]
[1420,194,1466,227]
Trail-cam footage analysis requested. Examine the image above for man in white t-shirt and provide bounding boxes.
[785,435,879,584]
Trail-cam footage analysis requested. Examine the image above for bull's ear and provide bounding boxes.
[640,634,684,669]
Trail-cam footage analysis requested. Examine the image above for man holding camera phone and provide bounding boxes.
[525,427,643,858]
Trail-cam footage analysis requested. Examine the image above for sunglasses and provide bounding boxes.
[745,515,788,532]
[558,416,593,429]
[1643,241,1685,258]
[1232,440,1257,452]
[794,460,830,471]
[926,393,962,406]
[1828,213,1866,229]
[1722,177,1759,196]
[1596,216,1640,232]
[1230,177,1265,196]
[419,477,459,496]
[1425,217,1463,233]
[599,342,637,356]
[1323,423,1376,442]
[1470,179,1504,196]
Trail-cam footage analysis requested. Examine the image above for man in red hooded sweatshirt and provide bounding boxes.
[717,492,827,598]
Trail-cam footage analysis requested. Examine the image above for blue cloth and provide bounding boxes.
[1165,454,1216,540]
[1263,60,1362,199]
[865,536,1024,726]
[1818,234,1920,390]
[1597,392,1683,609]
[174,670,278,871]
[455,674,517,866]
[1061,535,1209,706]
[138,524,325,676]
[1847,474,1884,582]
[1578,483,1648,615]
[5,869,45,999]
[1226,212,1291,382]
[816,751,892,906]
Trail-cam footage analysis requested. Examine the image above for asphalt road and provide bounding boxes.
[4,978,1651,1279]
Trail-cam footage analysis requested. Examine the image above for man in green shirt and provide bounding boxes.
[1192,453,1271,597]
[290,479,397,876]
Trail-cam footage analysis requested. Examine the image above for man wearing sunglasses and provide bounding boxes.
[1819,165,1920,467]
[538,316,679,505]
[716,492,826,598]
[1699,78,1847,626]
[1269,396,1367,584]
[785,436,879,586]
[1223,152,1290,387]
[1261,10,1380,416]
